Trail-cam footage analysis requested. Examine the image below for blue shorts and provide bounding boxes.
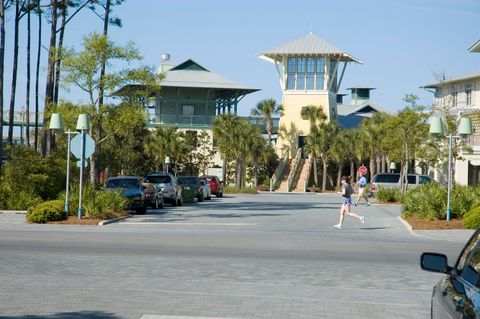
[343,198,352,206]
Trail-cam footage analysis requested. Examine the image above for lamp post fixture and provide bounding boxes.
[164,156,171,173]
[389,161,397,173]
[49,113,79,218]
[429,115,473,221]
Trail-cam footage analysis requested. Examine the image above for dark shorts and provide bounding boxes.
[343,197,352,206]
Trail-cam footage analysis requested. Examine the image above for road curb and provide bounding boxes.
[0,210,27,214]
[98,214,133,226]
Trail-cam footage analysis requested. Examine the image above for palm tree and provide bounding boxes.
[317,121,339,191]
[300,105,327,186]
[213,113,240,184]
[250,98,283,145]
[330,128,350,189]
[34,0,41,151]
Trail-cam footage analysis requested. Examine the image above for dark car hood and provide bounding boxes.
[106,187,142,197]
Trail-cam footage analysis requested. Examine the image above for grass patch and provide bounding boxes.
[224,186,258,194]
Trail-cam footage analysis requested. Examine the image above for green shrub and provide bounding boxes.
[224,186,258,194]
[451,185,480,218]
[58,183,128,219]
[375,188,402,203]
[463,206,480,229]
[27,200,66,223]
[181,188,196,204]
[0,183,42,210]
[401,183,447,219]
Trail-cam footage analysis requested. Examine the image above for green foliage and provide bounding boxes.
[27,200,66,224]
[1,145,66,200]
[181,188,196,204]
[0,183,42,210]
[463,206,480,229]
[451,185,480,217]
[58,183,128,219]
[402,183,447,219]
[375,188,402,203]
[223,186,258,194]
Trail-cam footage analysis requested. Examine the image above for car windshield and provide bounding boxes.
[106,179,139,189]
[178,177,198,185]
[145,175,171,184]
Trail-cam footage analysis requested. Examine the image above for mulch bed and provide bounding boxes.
[48,211,129,225]
[404,216,464,230]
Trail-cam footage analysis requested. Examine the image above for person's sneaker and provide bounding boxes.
[353,202,358,206]
[366,202,370,207]
[333,224,343,230]
[360,216,365,224]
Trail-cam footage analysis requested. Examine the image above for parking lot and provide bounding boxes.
[0,192,474,319]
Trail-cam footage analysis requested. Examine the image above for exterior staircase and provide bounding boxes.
[276,161,292,192]
[291,157,312,192]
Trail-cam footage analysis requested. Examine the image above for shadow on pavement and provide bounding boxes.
[0,311,121,319]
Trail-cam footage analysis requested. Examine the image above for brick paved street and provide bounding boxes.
[0,193,473,319]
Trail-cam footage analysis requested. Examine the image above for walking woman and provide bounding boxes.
[334,176,365,229]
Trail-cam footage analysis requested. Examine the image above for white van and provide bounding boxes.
[370,173,433,195]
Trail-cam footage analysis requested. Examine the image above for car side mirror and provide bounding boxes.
[421,252,449,273]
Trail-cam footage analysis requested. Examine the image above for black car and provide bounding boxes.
[105,176,147,214]
[177,176,204,202]
[142,182,164,209]
[421,229,480,318]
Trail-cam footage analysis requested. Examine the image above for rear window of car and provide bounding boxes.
[178,177,198,185]
[419,176,432,184]
[373,174,400,183]
[106,178,139,189]
[145,175,171,184]
[203,177,214,182]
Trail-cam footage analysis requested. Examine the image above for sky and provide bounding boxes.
[4,0,480,121]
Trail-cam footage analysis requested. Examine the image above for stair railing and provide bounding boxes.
[270,148,289,191]
[287,148,303,192]
[303,156,313,192]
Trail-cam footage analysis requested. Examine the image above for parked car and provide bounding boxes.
[200,179,212,200]
[105,176,147,214]
[177,176,204,202]
[144,173,183,206]
[421,229,480,318]
[142,182,164,209]
[370,173,433,195]
[199,175,223,197]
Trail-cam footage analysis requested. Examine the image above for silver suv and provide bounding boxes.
[144,173,183,206]
[371,173,433,195]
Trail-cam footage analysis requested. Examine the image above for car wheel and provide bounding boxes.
[159,198,164,209]
[171,197,177,206]
[218,191,223,198]
[206,195,211,200]
[154,198,159,209]
[198,193,204,202]
[137,206,146,215]
[178,196,183,206]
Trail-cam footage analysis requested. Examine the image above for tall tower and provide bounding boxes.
[260,33,361,154]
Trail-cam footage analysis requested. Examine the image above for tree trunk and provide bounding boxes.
[322,160,328,191]
[236,153,242,188]
[42,0,58,157]
[53,0,66,105]
[313,153,318,186]
[34,0,41,151]
[369,158,376,180]
[267,120,272,145]
[222,155,227,185]
[94,0,111,184]
[350,160,355,181]
[25,1,31,146]
[0,0,5,173]
[376,155,381,176]
[7,0,20,146]
[336,161,343,190]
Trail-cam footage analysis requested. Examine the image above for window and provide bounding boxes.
[286,75,295,90]
[287,58,296,72]
[419,176,432,184]
[457,232,480,287]
[306,74,314,90]
[287,58,296,90]
[297,74,305,90]
[315,58,325,90]
[183,104,195,116]
[466,84,472,105]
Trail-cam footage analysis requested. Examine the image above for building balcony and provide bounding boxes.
[147,114,214,129]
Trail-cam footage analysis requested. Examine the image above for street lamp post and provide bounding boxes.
[164,156,171,173]
[429,116,473,221]
[389,161,397,173]
[49,113,81,218]
[76,114,90,220]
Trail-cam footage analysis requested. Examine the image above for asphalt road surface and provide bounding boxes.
[0,193,473,319]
